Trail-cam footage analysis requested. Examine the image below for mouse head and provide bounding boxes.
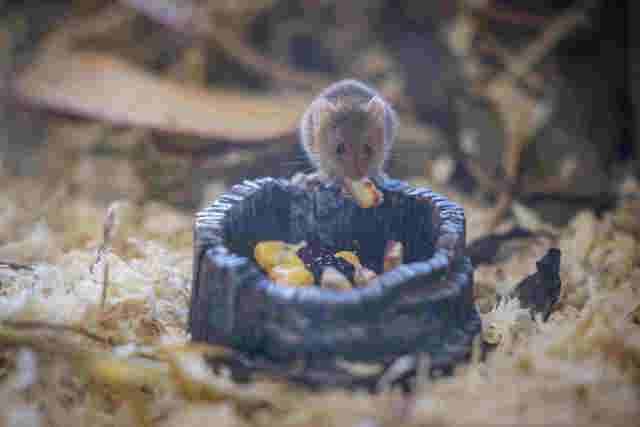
[306,96,390,180]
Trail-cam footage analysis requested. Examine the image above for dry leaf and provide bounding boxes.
[14,52,309,142]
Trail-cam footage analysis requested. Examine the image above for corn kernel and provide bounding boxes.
[269,264,314,287]
[280,250,305,267]
[335,251,361,267]
[254,241,305,271]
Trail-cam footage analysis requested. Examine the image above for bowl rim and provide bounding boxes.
[189,177,481,372]
[189,177,482,383]
[192,177,467,307]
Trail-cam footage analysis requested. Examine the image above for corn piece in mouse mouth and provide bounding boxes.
[269,264,314,287]
[254,240,306,271]
[343,177,383,208]
[383,240,403,272]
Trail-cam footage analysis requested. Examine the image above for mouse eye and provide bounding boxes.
[336,143,345,156]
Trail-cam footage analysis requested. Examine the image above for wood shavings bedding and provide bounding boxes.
[0,176,639,427]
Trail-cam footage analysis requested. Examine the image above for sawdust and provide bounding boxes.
[0,170,639,427]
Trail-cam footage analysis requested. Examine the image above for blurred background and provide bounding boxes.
[0,5,638,424]
[0,0,633,229]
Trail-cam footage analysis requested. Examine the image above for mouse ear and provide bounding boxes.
[311,98,338,131]
[366,96,387,147]
[365,96,387,126]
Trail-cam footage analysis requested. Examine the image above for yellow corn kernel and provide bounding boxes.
[269,264,314,287]
[335,251,361,267]
[280,250,305,268]
[254,241,284,271]
[254,241,305,271]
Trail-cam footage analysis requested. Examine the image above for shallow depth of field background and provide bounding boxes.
[0,1,638,427]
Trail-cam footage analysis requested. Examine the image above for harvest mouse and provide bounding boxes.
[297,79,398,186]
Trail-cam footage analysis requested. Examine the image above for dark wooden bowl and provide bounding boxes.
[189,177,480,386]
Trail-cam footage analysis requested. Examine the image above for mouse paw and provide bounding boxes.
[291,172,330,190]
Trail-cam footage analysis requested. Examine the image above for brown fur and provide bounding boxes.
[299,80,397,182]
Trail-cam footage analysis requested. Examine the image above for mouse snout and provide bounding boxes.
[345,150,369,180]
[334,143,368,179]
[355,155,368,178]
[339,145,362,180]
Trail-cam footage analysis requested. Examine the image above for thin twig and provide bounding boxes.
[462,157,508,194]
[207,25,330,90]
[90,202,119,275]
[487,110,528,229]
[0,261,34,271]
[476,2,549,26]
[91,202,121,309]
[488,191,514,230]
[475,0,598,229]
[101,261,110,309]
[485,0,595,95]
[38,4,135,54]
[475,32,545,95]
[119,0,330,90]
[1,320,109,344]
